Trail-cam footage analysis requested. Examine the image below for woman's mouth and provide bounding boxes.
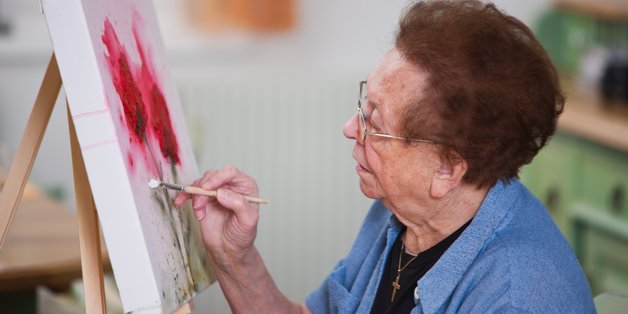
[356,163,370,173]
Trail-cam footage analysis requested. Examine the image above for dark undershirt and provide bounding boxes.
[370,219,472,314]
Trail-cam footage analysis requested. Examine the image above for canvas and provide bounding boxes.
[41,0,214,313]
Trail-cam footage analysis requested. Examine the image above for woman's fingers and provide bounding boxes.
[180,167,260,256]
[216,188,259,227]
[217,188,247,212]
[174,192,188,206]
[175,171,215,206]
[199,169,218,185]
[175,165,259,223]
[195,198,223,221]
[192,195,211,210]
[194,206,206,221]
[201,165,257,194]
[175,177,202,205]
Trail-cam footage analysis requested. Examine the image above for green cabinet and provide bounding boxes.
[521,132,628,296]
[579,147,628,219]
[521,134,579,235]
[571,203,628,294]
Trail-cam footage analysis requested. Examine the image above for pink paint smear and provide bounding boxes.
[101,15,181,177]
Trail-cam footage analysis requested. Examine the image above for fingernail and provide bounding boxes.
[192,199,202,210]
[195,209,205,221]
[217,189,230,202]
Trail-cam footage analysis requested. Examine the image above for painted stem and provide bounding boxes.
[144,135,195,294]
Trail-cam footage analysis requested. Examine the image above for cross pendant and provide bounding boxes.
[391,274,401,302]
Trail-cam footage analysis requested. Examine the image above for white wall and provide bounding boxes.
[0,1,549,313]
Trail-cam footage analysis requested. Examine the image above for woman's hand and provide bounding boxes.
[175,165,310,314]
[174,165,260,270]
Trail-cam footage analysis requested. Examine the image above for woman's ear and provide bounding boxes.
[430,153,467,198]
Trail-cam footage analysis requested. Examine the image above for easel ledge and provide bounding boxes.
[0,54,191,314]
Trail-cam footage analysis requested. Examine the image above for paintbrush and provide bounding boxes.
[148,179,269,204]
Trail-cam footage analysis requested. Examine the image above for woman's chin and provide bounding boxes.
[359,179,380,199]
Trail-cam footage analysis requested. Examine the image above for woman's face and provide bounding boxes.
[343,49,441,207]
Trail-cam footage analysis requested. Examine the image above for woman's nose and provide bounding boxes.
[343,112,359,141]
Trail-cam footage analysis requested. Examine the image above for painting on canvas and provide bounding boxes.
[42,0,214,312]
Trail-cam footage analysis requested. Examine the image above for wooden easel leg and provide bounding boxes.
[68,105,106,314]
[0,54,62,250]
[173,301,193,314]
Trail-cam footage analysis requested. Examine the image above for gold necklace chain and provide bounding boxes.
[391,241,418,302]
[398,242,418,272]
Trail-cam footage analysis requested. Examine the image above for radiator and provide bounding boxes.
[176,69,374,312]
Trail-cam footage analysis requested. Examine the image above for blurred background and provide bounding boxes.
[0,0,626,313]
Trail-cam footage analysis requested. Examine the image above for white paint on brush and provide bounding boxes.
[148,179,162,189]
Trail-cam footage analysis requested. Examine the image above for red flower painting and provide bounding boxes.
[101,16,197,301]
[102,18,181,170]
[102,19,148,145]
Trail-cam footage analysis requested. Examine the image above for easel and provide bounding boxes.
[0,54,191,314]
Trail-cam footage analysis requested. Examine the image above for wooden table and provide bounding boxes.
[0,195,108,293]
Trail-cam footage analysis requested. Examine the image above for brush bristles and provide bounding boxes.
[148,179,161,189]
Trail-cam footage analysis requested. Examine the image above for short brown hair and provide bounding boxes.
[395,0,564,188]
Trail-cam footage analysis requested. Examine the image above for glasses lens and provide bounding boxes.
[359,81,367,109]
[358,81,368,142]
[358,109,367,142]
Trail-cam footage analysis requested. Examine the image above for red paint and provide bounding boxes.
[127,152,135,171]
[132,26,181,164]
[102,19,148,145]
[150,85,180,164]
[101,15,181,173]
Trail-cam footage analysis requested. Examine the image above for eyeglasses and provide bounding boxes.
[356,80,439,145]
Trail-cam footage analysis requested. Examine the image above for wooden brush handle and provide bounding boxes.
[183,186,268,204]
[183,186,217,197]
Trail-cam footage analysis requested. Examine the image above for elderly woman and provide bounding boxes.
[175,0,596,312]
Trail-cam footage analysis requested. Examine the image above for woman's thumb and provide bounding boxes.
[217,188,247,212]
